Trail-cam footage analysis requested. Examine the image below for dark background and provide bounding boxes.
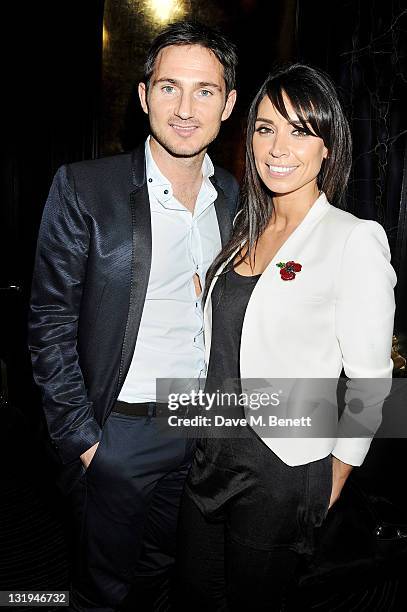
[1,1,407,610]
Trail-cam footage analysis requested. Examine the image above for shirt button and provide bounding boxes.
[164,189,169,195]
[148,178,153,183]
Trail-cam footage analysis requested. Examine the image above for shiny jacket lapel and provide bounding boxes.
[117,146,152,393]
[211,178,232,247]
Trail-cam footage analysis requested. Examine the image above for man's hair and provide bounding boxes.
[143,21,238,95]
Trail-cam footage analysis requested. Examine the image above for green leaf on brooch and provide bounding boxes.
[276,262,285,268]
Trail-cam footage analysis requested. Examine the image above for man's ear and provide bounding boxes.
[138,82,149,115]
[221,89,237,122]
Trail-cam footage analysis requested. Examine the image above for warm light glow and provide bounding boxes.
[145,0,185,24]
[103,22,110,48]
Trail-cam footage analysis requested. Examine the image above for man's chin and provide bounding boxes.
[162,141,208,159]
[151,132,217,160]
[169,147,207,159]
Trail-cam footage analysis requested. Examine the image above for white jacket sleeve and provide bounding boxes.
[331,220,396,466]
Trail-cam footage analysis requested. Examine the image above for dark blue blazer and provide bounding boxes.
[28,144,238,490]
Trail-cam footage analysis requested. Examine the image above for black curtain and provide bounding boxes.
[298,0,407,333]
[1,0,105,414]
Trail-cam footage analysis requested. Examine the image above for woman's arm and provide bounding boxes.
[331,220,396,467]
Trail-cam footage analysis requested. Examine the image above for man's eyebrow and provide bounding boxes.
[197,81,222,90]
[153,77,222,90]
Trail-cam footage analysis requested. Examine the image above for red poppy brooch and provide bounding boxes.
[276,261,302,281]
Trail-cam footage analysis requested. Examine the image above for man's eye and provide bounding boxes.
[199,89,213,97]
[162,86,175,94]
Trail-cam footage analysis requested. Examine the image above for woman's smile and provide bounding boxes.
[265,163,299,177]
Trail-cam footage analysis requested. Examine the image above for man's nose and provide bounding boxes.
[174,92,194,120]
[270,132,289,157]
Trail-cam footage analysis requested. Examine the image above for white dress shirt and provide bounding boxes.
[118,138,222,403]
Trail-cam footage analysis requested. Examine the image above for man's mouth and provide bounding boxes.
[170,124,199,137]
[266,164,298,177]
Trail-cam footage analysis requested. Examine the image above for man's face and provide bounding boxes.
[138,44,236,158]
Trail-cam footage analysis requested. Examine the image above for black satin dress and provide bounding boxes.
[185,266,332,555]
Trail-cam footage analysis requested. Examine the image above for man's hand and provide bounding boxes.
[328,456,353,509]
[80,442,100,469]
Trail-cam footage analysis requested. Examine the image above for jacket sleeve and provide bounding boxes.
[214,166,240,220]
[331,220,396,466]
[28,165,102,464]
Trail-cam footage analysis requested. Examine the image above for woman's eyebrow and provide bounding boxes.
[255,116,309,128]
[255,117,275,124]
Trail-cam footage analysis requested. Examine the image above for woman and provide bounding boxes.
[176,64,396,610]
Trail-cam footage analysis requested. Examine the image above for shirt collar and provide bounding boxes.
[145,136,171,189]
[144,136,215,207]
[202,152,215,180]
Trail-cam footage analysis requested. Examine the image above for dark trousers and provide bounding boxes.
[176,437,332,611]
[67,410,194,612]
[176,492,302,612]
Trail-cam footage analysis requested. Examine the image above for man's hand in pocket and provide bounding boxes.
[80,442,100,469]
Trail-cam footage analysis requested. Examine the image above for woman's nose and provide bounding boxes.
[269,132,289,157]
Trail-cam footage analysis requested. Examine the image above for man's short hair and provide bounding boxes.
[143,20,238,95]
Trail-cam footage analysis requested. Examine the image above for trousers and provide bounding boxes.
[177,430,333,611]
[67,409,195,612]
[176,492,302,611]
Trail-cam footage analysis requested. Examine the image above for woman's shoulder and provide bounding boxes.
[324,198,386,240]
[322,200,391,266]
[324,198,365,226]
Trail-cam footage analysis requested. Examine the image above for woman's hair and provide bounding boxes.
[204,63,352,302]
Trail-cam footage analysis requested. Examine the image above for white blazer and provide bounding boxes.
[203,193,396,467]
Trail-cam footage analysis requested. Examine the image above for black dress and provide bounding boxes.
[185,266,332,554]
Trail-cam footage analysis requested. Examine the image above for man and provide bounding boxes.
[28,20,237,611]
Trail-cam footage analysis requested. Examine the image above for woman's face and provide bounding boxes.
[252,93,328,197]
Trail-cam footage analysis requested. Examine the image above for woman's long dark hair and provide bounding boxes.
[204,63,352,303]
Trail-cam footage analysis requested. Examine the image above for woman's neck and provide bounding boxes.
[270,182,321,231]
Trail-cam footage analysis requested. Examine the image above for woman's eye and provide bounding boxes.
[255,126,272,134]
[292,128,309,137]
